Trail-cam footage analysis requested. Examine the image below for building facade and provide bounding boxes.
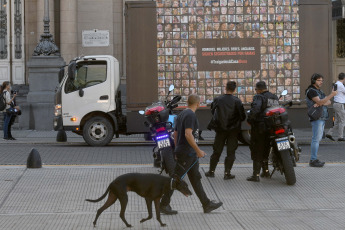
[0,0,344,86]
[0,0,125,85]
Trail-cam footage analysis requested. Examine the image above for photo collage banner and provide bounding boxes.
[156,0,300,105]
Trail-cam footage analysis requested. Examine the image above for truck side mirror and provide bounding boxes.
[58,67,65,83]
[68,61,77,81]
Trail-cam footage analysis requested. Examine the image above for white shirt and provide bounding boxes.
[2,89,11,111]
[334,81,345,104]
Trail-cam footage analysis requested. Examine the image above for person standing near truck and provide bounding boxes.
[326,73,345,142]
[160,94,223,215]
[205,81,246,179]
[306,73,337,167]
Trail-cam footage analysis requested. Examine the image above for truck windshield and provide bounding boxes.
[65,61,107,94]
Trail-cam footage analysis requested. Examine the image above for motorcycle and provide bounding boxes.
[139,85,181,176]
[263,90,301,185]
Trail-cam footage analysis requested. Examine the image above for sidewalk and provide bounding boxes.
[0,128,341,145]
[0,164,345,229]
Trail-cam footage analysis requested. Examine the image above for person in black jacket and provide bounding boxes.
[205,81,246,179]
[247,81,279,182]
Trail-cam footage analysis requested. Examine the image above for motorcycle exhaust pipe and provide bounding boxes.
[288,135,295,144]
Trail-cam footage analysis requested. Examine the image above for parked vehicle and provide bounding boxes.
[264,90,301,185]
[139,85,181,175]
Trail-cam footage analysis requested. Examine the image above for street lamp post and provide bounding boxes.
[33,0,59,56]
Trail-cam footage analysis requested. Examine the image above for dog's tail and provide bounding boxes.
[85,186,110,203]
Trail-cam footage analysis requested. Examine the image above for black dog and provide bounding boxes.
[86,173,192,227]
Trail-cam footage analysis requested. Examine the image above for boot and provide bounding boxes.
[224,159,235,180]
[260,161,270,178]
[205,158,218,178]
[246,161,261,182]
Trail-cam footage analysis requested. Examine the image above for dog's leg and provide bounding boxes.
[140,198,153,223]
[119,194,132,227]
[154,198,166,227]
[93,191,117,227]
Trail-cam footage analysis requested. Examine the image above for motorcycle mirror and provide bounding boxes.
[281,90,288,96]
[139,110,145,115]
[169,85,175,92]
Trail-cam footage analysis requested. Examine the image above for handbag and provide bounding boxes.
[6,107,18,115]
[307,105,323,120]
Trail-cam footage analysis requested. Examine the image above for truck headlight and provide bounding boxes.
[55,104,62,116]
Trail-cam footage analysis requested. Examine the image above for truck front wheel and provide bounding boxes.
[83,116,114,146]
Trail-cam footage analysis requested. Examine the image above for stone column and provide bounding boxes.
[24,0,64,130]
[60,0,78,63]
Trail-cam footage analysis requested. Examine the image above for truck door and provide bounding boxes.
[62,58,111,127]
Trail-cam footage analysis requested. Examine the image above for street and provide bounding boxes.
[1,142,345,166]
[1,133,345,229]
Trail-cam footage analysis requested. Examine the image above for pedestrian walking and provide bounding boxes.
[306,73,337,167]
[247,81,279,182]
[160,94,223,215]
[205,81,246,179]
[326,73,345,142]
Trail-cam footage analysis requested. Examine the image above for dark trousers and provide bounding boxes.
[250,124,270,162]
[160,155,210,207]
[210,130,239,170]
[3,112,12,139]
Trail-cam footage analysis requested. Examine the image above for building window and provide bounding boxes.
[14,0,22,59]
[0,0,8,59]
[336,19,345,58]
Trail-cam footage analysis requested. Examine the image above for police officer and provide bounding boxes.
[160,94,223,214]
[205,81,246,179]
[247,81,279,182]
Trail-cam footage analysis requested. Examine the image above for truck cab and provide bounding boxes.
[54,55,122,146]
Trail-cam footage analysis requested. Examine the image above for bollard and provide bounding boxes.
[27,148,42,168]
[56,130,67,142]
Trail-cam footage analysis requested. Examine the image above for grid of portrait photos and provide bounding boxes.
[156,0,300,105]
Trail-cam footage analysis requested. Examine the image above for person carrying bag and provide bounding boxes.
[1,81,18,140]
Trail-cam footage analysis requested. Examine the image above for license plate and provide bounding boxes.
[277,140,290,151]
[157,138,171,149]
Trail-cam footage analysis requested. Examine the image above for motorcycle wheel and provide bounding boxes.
[280,149,296,185]
[160,147,176,177]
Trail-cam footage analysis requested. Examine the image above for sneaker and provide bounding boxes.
[224,173,235,180]
[205,171,215,177]
[325,134,335,141]
[203,200,223,213]
[8,137,16,140]
[246,175,260,182]
[309,159,325,167]
[2,138,9,140]
[160,205,178,215]
[260,170,270,178]
[338,138,345,141]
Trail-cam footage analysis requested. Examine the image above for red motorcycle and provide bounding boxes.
[264,90,301,185]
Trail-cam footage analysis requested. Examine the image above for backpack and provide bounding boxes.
[0,91,6,111]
